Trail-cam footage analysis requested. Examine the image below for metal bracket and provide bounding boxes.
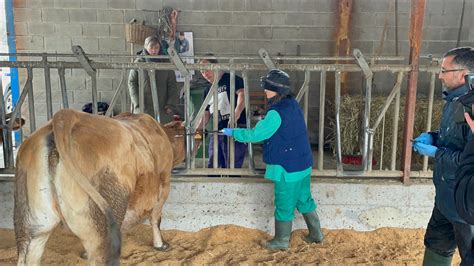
[167,46,190,76]
[258,48,276,70]
[72,45,95,76]
[353,49,373,78]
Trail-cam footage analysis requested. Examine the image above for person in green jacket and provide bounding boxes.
[222,69,324,250]
[128,35,180,123]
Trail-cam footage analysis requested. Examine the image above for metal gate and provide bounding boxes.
[0,47,440,182]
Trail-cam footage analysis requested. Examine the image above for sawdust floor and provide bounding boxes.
[0,224,461,265]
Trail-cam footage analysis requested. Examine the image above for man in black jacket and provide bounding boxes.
[455,73,474,266]
[413,47,474,265]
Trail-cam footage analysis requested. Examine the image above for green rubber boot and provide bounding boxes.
[422,248,452,266]
[264,220,292,250]
[302,211,324,243]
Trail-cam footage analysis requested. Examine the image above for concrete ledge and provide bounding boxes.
[0,178,435,232]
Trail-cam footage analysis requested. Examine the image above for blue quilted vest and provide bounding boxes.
[263,97,313,172]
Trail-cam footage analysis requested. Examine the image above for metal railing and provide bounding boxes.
[0,47,440,181]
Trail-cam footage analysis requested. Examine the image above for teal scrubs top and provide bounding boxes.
[232,110,312,182]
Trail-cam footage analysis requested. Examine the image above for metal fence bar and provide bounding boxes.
[182,73,193,169]
[423,72,436,171]
[391,87,401,170]
[335,71,343,173]
[229,70,236,169]
[242,70,256,173]
[42,54,53,120]
[212,70,219,169]
[317,71,326,171]
[90,74,97,114]
[105,68,126,117]
[26,68,36,131]
[148,70,161,122]
[0,72,11,168]
[1,60,428,72]
[58,67,69,109]
[138,70,145,114]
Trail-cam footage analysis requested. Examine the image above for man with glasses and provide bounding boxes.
[412,47,474,265]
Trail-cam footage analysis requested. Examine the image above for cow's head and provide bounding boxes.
[163,121,202,166]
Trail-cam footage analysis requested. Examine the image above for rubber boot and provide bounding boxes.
[422,248,452,266]
[302,211,324,243]
[264,220,292,250]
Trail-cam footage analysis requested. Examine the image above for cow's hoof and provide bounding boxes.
[80,251,88,260]
[154,242,170,251]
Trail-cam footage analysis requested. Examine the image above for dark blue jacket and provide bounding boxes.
[455,138,474,224]
[263,97,313,172]
[432,85,471,223]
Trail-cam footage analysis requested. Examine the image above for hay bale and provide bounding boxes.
[325,95,444,168]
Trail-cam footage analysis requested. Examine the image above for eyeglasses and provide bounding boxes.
[440,68,466,74]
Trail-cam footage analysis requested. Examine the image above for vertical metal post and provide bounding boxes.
[242,70,255,172]
[335,71,343,174]
[401,0,426,184]
[0,69,11,168]
[91,74,97,114]
[229,70,235,168]
[212,70,219,169]
[391,88,401,171]
[138,70,145,114]
[26,68,36,131]
[42,54,53,120]
[121,73,128,113]
[423,72,436,171]
[183,73,192,169]
[58,67,69,109]
[362,76,373,171]
[148,70,161,122]
[318,71,326,171]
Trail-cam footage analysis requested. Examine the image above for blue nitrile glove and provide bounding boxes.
[413,142,438,157]
[414,132,433,145]
[222,128,233,136]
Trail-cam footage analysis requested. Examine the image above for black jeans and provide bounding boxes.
[424,205,474,262]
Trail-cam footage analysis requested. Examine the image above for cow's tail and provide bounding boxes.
[52,109,121,262]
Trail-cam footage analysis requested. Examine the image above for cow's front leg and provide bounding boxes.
[150,174,171,251]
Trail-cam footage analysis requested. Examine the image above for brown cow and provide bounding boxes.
[14,109,199,265]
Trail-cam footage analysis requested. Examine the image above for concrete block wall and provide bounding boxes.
[0,177,435,232]
[10,0,474,140]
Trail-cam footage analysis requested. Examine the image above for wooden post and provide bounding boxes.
[401,0,426,184]
[334,0,353,95]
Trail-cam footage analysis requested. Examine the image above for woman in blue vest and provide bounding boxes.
[222,69,324,250]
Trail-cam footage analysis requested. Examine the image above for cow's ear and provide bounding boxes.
[164,120,181,128]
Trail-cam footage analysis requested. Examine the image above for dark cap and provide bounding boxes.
[260,69,291,96]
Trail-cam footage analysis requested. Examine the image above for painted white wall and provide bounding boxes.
[0,1,6,52]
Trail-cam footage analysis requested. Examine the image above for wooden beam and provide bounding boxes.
[334,0,353,95]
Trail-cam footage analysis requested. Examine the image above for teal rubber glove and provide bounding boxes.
[222,128,233,136]
[413,142,438,157]
[414,132,433,145]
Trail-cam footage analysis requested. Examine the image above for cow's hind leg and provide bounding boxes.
[14,168,61,265]
[57,168,127,265]
[150,173,171,251]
